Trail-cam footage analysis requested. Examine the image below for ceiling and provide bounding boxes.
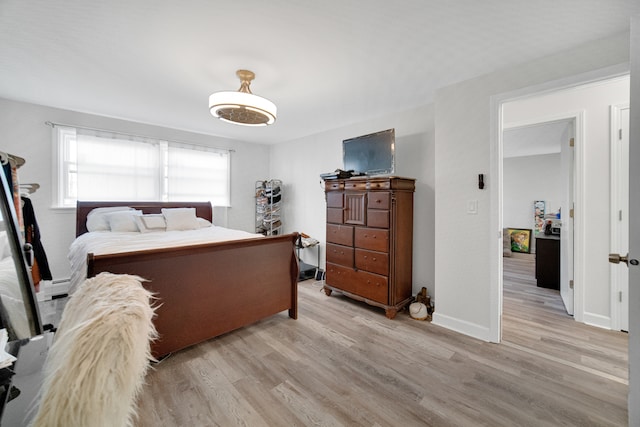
[503,120,570,159]
[0,1,636,145]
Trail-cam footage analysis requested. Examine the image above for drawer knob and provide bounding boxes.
[372,257,377,261]
[363,255,367,259]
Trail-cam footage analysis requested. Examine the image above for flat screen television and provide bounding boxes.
[343,128,395,176]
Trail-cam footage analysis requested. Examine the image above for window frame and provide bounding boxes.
[52,126,231,209]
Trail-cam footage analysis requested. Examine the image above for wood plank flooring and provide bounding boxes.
[136,264,629,426]
[502,253,628,384]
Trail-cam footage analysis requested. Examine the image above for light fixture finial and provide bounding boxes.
[236,69,254,94]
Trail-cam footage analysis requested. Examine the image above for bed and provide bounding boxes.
[73,201,299,358]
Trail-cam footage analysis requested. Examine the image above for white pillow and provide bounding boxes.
[86,207,133,232]
[162,208,199,231]
[135,214,167,233]
[197,217,212,228]
[105,210,142,232]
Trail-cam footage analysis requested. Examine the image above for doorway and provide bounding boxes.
[496,75,630,384]
[497,75,630,334]
[502,117,576,316]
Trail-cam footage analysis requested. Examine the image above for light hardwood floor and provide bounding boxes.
[502,253,628,385]
[136,262,629,426]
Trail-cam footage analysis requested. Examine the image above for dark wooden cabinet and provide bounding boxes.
[535,235,560,290]
[323,176,415,318]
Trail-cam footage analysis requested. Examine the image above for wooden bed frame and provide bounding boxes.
[75,201,299,358]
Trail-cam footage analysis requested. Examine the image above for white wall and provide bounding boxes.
[503,77,630,328]
[269,104,436,297]
[433,32,630,340]
[0,98,271,283]
[503,153,562,241]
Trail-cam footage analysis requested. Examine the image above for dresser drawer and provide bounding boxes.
[326,263,358,295]
[327,208,343,224]
[354,227,389,252]
[367,210,389,228]
[325,263,388,305]
[327,243,354,267]
[326,191,343,208]
[326,224,354,246]
[324,181,344,191]
[345,181,367,191]
[367,192,390,209]
[367,180,391,190]
[356,270,388,305]
[355,248,388,276]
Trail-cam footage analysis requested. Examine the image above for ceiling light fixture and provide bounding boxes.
[209,69,277,126]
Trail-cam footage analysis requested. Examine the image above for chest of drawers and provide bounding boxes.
[323,176,415,318]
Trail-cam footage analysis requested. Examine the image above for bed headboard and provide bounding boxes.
[76,201,213,237]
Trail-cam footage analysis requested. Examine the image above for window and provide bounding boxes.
[53,126,230,208]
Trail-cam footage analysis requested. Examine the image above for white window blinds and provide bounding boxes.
[166,143,230,202]
[54,126,230,208]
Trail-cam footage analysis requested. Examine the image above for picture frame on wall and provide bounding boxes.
[507,228,532,253]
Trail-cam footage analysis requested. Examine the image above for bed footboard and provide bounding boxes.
[87,233,299,358]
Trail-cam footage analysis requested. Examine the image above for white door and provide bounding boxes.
[610,105,630,331]
[625,14,638,425]
[560,120,575,315]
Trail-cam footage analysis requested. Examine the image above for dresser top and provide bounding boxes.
[324,176,415,191]
[346,175,415,180]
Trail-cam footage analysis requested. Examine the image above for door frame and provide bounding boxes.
[610,103,630,331]
[627,15,639,424]
[488,63,630,342]
[502,114,580,316]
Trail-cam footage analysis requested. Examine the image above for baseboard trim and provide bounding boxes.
[582,312,612,330]
[432,312,491,342]
[46,279,71,298]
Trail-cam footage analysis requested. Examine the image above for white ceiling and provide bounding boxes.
[503,120,570,158]
[0,0,637,144]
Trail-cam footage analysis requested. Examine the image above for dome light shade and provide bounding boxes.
[209,70,277,126]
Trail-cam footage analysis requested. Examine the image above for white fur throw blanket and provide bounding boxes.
[31,273,157,427]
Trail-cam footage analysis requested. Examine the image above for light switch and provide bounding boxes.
[467,200,478,214]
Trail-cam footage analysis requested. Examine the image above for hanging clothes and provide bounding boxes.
[21,196,52,287]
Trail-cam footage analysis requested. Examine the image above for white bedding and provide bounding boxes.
[0,256,30,339]
[69,226,263,294]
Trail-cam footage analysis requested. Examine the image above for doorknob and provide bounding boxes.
[609,253,640,266]
[609,253,629,265]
